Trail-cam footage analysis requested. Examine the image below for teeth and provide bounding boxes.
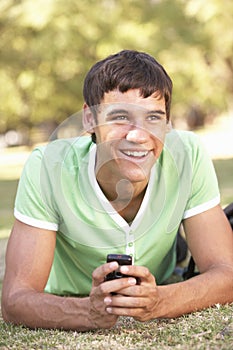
[123,150,149,157]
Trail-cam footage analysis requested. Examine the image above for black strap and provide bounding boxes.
[176,229,188,263]
[183,256,199,280]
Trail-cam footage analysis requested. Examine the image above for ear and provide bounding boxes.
[82,103,96,133]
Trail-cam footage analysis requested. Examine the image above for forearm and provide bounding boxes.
[2,288,94,331]
[155,266,233,318]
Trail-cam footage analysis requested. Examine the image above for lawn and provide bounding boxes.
[0,138,233,349]
[214,158,233,207]
[0,305,232,349]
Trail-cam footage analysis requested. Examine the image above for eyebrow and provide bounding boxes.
[147,110,166,115]
[106,109,166,116]
[106,109,129,116]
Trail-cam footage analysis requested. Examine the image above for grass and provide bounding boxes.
[0,305,232,349]
[0,125,233,349]
[0,179,18,238]
[214,159,233,206]
[0,146,30,239]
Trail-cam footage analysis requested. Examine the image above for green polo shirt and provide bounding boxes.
[14,130,220,295]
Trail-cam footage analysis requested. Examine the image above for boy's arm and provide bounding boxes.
[157,204,233,318]
[104,205,233,319]
[1,219,125,330]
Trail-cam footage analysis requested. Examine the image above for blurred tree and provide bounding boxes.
[134,0,233,127]
[178,0,233,127]
[0,0,232,142]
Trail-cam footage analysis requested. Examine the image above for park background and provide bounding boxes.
[0,0,233,349]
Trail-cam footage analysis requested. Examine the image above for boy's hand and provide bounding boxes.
[88,262,138,328]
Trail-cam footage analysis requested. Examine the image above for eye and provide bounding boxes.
[110,115,130,123]
[147,115,162,121]
[115,115,128,120]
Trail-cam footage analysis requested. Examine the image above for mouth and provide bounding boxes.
[120,149,150,159]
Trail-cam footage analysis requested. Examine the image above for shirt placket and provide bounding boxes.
[125,229,135,264]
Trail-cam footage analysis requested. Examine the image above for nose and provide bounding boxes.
[126,127,149,143]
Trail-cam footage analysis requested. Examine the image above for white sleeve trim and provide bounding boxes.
[183,195,220,219]
[14,208,58,231]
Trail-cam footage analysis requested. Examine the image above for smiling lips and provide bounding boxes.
[121,150,150,158]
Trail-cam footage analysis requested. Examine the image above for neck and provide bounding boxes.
[97,174,148,201]
[96,175,148,223]
[112,188,147,223]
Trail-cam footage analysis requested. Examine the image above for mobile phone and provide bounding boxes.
[105,254,133,281]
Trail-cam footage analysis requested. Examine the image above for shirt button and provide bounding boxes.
[128,242,133,247]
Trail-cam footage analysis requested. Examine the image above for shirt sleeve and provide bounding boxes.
[183,133,220,219]
[14,147,59,230]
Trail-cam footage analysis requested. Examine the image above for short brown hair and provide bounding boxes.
[83,50,173,119]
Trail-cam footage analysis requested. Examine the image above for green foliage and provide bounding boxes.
[0,0,233,136]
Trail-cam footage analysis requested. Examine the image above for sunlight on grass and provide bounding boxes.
[0,146,30,180]
[0,147,30,238]
[196,115,233,160]
[196,115,233,207]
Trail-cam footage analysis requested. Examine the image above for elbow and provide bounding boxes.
[1,303,11,324]
[1,293,14,324]
[1,284,23,326]
[213,264,233,304]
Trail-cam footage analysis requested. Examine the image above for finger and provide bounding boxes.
[116,284,158,299]
[98,277,137,295]
[119,265,156,284]
[106,306,144,318]
[115,285,145,297]
[92,262,118,287]
[106,295,148,308]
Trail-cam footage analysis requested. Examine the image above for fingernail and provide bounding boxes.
[120,266,129,273]
[128,278,137,285]
[106,307,112,313]
[104,296,112,305]
[110,262,118,269]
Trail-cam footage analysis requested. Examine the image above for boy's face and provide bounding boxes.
[86,89,169,185]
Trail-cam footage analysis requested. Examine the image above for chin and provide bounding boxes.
[121,169,150,183]
[114,158,154,183]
